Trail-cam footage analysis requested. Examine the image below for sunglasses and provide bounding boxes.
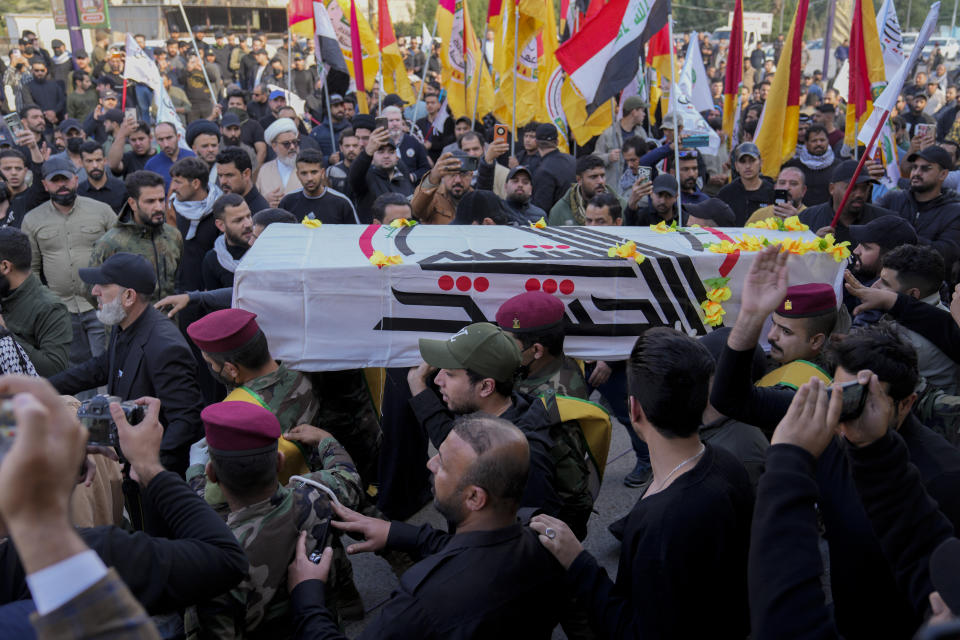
[277,139,299,149]
[679,150,699,158]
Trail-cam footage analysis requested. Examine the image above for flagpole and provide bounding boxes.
[512,0,519,154]
[288,28,293,94]
[829,110,889,229]
[415,19,439,113]
[668,16,682,225]
[324,80,337,153]
[177,1,217,104]
[471,17,490,129]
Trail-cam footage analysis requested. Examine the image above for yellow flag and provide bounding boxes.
[844,0,887,147]
[327,0,379,93]
[537,0,569,153]
[493,0,544,128]
[377,0,415,104]
[562,78,612,145]
[437,0,495,119]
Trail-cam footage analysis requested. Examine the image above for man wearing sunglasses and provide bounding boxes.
[256,118,303,208]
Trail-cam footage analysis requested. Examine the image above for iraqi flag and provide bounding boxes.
[555,0,670,110]
[313,1,348,73]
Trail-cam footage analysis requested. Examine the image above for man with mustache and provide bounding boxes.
[548,155,625,226]
[799,160,895,244]
[77,141,128,213]
[21,156,116,371]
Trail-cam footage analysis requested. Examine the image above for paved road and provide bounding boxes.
[343,403,641,638]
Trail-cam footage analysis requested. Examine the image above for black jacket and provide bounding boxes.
[532,149,576,213]
[291,521,565,639]
[22,77,66,118]
[783,157,841,206]
[877,188,960,267]
[0,470,247,614]
[175,212,219,292]
[717,176,776,226]
[799,201,894,244]
[398,134,432,182]
[49,306,204,475]
[348,150,415,224]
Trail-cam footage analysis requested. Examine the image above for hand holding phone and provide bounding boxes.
[493,124,508,145]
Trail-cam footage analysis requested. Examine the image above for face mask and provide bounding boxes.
[66,137,83,154]
[207,362,236,388]
[51,189,77,207]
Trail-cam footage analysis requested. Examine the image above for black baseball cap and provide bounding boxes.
[683,197,736,226]
[848,215,919,249]
[58,118,84,134]
[41,156,77,180]
[831,159,879,185]
[652,174,678,196]
[79,253,157,295]
[220,113,242,128]
[330,93,345,105]
[382,93,407,108]
[907,145,955,171]
[507,165,532,181]
[734,142,760,161]
[535,123,558,142]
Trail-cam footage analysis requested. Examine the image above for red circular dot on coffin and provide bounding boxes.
[456,276,472,291]
[523,244,537,249]
[542,279,558,293]
[540,245,554,249]
[525,278,541,291]
[438,275,454,291]
[557,245,570,249]
[559,279,575,294]
[474,277,489,292]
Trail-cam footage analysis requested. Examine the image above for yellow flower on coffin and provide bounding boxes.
[633,252,646,265]
[369,251,403,268]
[738,235,767,252]
[700,300,726,326]
[650,220,677,233]
[829,240,852,262]
[746,218,780,230]
[706,240,739,254]
[782,215,809,231]
[302,217,322,229]
[389,218,418,228]
[706,286,732,303]
[607,240,646,264]
[531,217,547,229]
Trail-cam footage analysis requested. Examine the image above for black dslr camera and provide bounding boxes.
[78,395,145,447]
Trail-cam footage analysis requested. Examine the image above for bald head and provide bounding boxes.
[453,413,529,512]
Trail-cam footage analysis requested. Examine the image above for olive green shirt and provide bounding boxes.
[22,196,117,313]
[1,272,72,377]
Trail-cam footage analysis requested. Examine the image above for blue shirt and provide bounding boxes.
[144,148,196,193]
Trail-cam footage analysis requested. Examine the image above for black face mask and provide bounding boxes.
[206,362,236,388]
[51,189,77,207]
[66,137,83,154]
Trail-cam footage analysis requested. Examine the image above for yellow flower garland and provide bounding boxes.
[369,251,403,268]
[745,215,809,232]
[606,240,646,264]
[530,217,547,229]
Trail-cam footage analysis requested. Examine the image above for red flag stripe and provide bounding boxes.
[554,0,629,74]
[723,0,743,95]
[378,0,396,48]
[350,0,365,89]
[849,0,871,116]
[786,0,809,106]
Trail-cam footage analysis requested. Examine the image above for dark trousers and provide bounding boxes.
[376,367,431,520]
[587,361,649,468]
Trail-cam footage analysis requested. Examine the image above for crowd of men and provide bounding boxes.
[2,25,960,640]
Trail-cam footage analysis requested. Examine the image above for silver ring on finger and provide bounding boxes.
[545,527,557,540]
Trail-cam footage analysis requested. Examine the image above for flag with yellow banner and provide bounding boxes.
[377,0,415,104]
[493,0,544,128]
[437,0,495,119]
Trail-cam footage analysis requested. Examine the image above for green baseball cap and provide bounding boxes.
[419,322,521,383]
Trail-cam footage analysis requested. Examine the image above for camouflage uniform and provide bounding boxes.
[185,436,362,639]
[244,365,319,436]
[89,212,183,301]
[516,355,589,400]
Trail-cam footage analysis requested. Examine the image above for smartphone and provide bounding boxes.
[493,124,508,145]
[915,123,933,139]
[2,113,24,137]
[124,108,137,124]
[458,156,480,172]
[375,117,389,130]
[774,189,790,205]
[828,380,868,422]
[684,134,710,148]
[637,166,652,182]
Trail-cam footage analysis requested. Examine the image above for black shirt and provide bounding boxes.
[201,242,247,290]
[78,176,128,213]
[717,176,776,226]
[243,185,270,214]
[120,150,155,178]
[175,212,219,292]
[278,188,359,224]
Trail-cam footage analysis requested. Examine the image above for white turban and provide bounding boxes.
[264,117,298,145]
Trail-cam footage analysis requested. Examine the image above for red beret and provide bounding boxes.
[776,283,836,318]
[496,291,565,332]
[187,309,259,353]
[202,401,281,454]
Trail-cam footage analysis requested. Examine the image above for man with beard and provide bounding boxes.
[20,104,55,153]
[349,126,415,223]
[325,129,360,196]
[1,136,47,226]
[288,414,565,639]
[218,113,258,174]
[627,174,677,225]
[717,143,775,226]
[848,216,919,288]
[487,166,545,224]
[463,133,508,197]
[800,160,896,243]
[901,87,937,139]
[50,252,203,476]
[594,95,649,190]
[412,150,475,225]
[549,155,626,226]
[67,71,98,121]
[107,120,155,179]
[0,227,71,376]
[407,322,593,540]
[672,151,710,204]
[225,90,267,169]
[22,61,65,128]
[257,119,303,208]
[22,157,115,370]
[416,92,455,164]
[78,141,128,213]
[144,122,196,194]
[167,157,219,293]
[259,90,288,130]
[383,105,430,181]
[746,166,807,224]
[48,119,89,180]
[187,119,222,172]
[279,149,358,224]
[877,145,960,267]
[90,170,183,302]
[201,194,253,289]
[216,147,268,214]
[784,125,842,206]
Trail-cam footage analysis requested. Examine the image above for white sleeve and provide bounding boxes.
[26,550,109,615]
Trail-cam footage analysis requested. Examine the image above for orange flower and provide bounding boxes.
[369,251,403,268]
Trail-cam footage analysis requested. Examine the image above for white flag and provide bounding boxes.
[677,32,714,113]
[858,2,940,154]
[875,0,906,79]
[267,84,306,117]
[123,34,162,94]
[421,24,433,55]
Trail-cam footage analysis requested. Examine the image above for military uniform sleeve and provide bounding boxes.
[88,232,114,268]
[547,199,571,226]
[13,300,72,377]
[303,436,363,511]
